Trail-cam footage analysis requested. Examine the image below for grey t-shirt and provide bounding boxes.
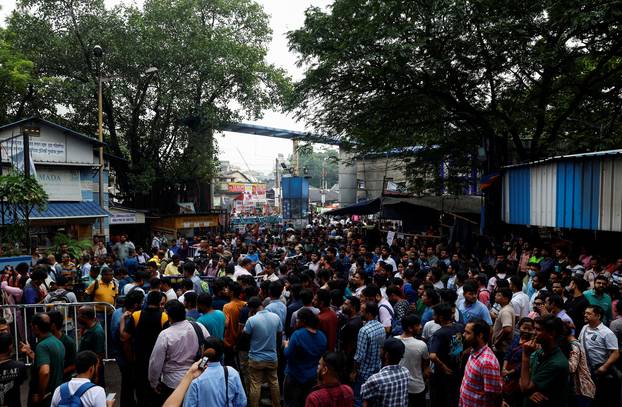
[609,317,622,350]
[578,323,619,367]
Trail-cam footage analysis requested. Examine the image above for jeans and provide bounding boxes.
[430,373,459,407]
[408,390,426,407]
[248,359,281,407]
[283,375,316,407]
[353,377,364,407]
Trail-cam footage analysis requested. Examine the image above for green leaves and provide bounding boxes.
[7,0,289,211]
[289,0,622,192]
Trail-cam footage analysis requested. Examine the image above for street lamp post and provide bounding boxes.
[93,45,104,236]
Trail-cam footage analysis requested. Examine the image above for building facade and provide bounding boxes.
[0,118,109,246]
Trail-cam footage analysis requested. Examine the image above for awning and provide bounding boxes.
[324,198,381,216]
[31,201,110,220]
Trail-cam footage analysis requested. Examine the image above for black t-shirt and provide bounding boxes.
[340,315,363,359]
[0,359,27,407]
[565,295,589,334]
[429,323,465,375]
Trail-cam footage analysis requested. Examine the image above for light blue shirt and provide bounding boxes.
[244,310,282,362]
[265,299,287,327]
[459,300,493,325]
[182,362,246,407]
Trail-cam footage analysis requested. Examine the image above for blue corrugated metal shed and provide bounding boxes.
[502,150,622,231]
[32,201,110,219]
[4,202,109,223]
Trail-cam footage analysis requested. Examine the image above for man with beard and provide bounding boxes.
[565,277,590,334]
[305,352,354,406]
[583,275,613,325]
[428,303,465,406]
[339,296,363,380]
[519,315,569,407]
[459,319,502,407]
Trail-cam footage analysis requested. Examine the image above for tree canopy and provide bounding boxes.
[288,0,622,191]
[294,147,338,188]
[7,0,290,211]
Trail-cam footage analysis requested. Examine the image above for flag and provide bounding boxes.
[8,149,37,178]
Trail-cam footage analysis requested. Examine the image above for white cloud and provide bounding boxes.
[0,0,334,173]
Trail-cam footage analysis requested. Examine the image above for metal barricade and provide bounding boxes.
[1,302,116,365]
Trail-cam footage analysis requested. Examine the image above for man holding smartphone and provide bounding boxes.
[50,351,115,407]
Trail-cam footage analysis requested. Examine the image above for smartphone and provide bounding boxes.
[198,356,209,370]
[106,393,116,401]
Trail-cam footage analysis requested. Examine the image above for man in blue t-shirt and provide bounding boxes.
[242,297,282,407]
[458,282,492,325]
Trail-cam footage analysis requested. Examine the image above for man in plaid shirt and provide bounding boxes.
[352,303,386,407]
[459,319,503,407]
[360,337,409,407]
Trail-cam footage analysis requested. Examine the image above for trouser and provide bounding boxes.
[572,395,593,407]
[155,384,175,406]
[135,362,158,407]
[408,390,426,407]
[239,350,250,395]
[283,376,316,407]
[119,362,136,407]
[430,373,460,407]
[594,369,621,407]
[353,377,364,407]
[248,359,281,407]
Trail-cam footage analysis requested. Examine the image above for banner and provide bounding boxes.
[230,215,283,225]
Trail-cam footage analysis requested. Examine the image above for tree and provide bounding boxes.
[8,0,290,211]
[0,27,35,123]
[0,171,48,253]
[288,0,622,193]
[294,146,338,188]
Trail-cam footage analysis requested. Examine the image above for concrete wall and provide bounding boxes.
[355,156,409,201]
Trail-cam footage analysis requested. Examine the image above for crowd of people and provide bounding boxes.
[1,223,621,407]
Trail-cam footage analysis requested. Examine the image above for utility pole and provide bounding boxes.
[321,160,326,207]
[94,45,105,237]
[22,127,31,253]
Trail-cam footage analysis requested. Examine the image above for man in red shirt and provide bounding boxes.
[315,290,338,352]
[306,352,353,407]
[459,318,503,407]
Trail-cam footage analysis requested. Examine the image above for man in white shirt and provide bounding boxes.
[233,258,253,281]
[161,278,177,302]
[509,276,530,319]
[579,304,620,406]
[396,314,430,404]
[51,350,114,407]
[122,272,146,296]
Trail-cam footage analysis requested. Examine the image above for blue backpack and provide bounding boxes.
[57,382,96,407]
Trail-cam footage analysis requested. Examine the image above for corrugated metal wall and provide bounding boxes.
[556,160,600,230]
[600,158,622,231]
[530,164,556,227]
[503,156,622,231]
[508,167,530,225]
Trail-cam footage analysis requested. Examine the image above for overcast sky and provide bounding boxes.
[0,0,333,174]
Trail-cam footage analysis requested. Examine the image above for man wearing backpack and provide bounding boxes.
[50,350,115,407]
[44,276,77,304]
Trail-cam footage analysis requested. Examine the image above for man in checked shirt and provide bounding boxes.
[351,302,386,407]
[459,318,503,407]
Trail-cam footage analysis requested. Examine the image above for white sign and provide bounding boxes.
[110,212,137,224]
[386,231,396,246]
[37,168,81,201]
[1,138,66,162]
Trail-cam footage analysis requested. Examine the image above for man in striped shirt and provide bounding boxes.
[459,319,503,407]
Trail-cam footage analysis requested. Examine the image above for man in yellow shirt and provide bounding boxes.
[164,255,181,276]
[85,267,118,314]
